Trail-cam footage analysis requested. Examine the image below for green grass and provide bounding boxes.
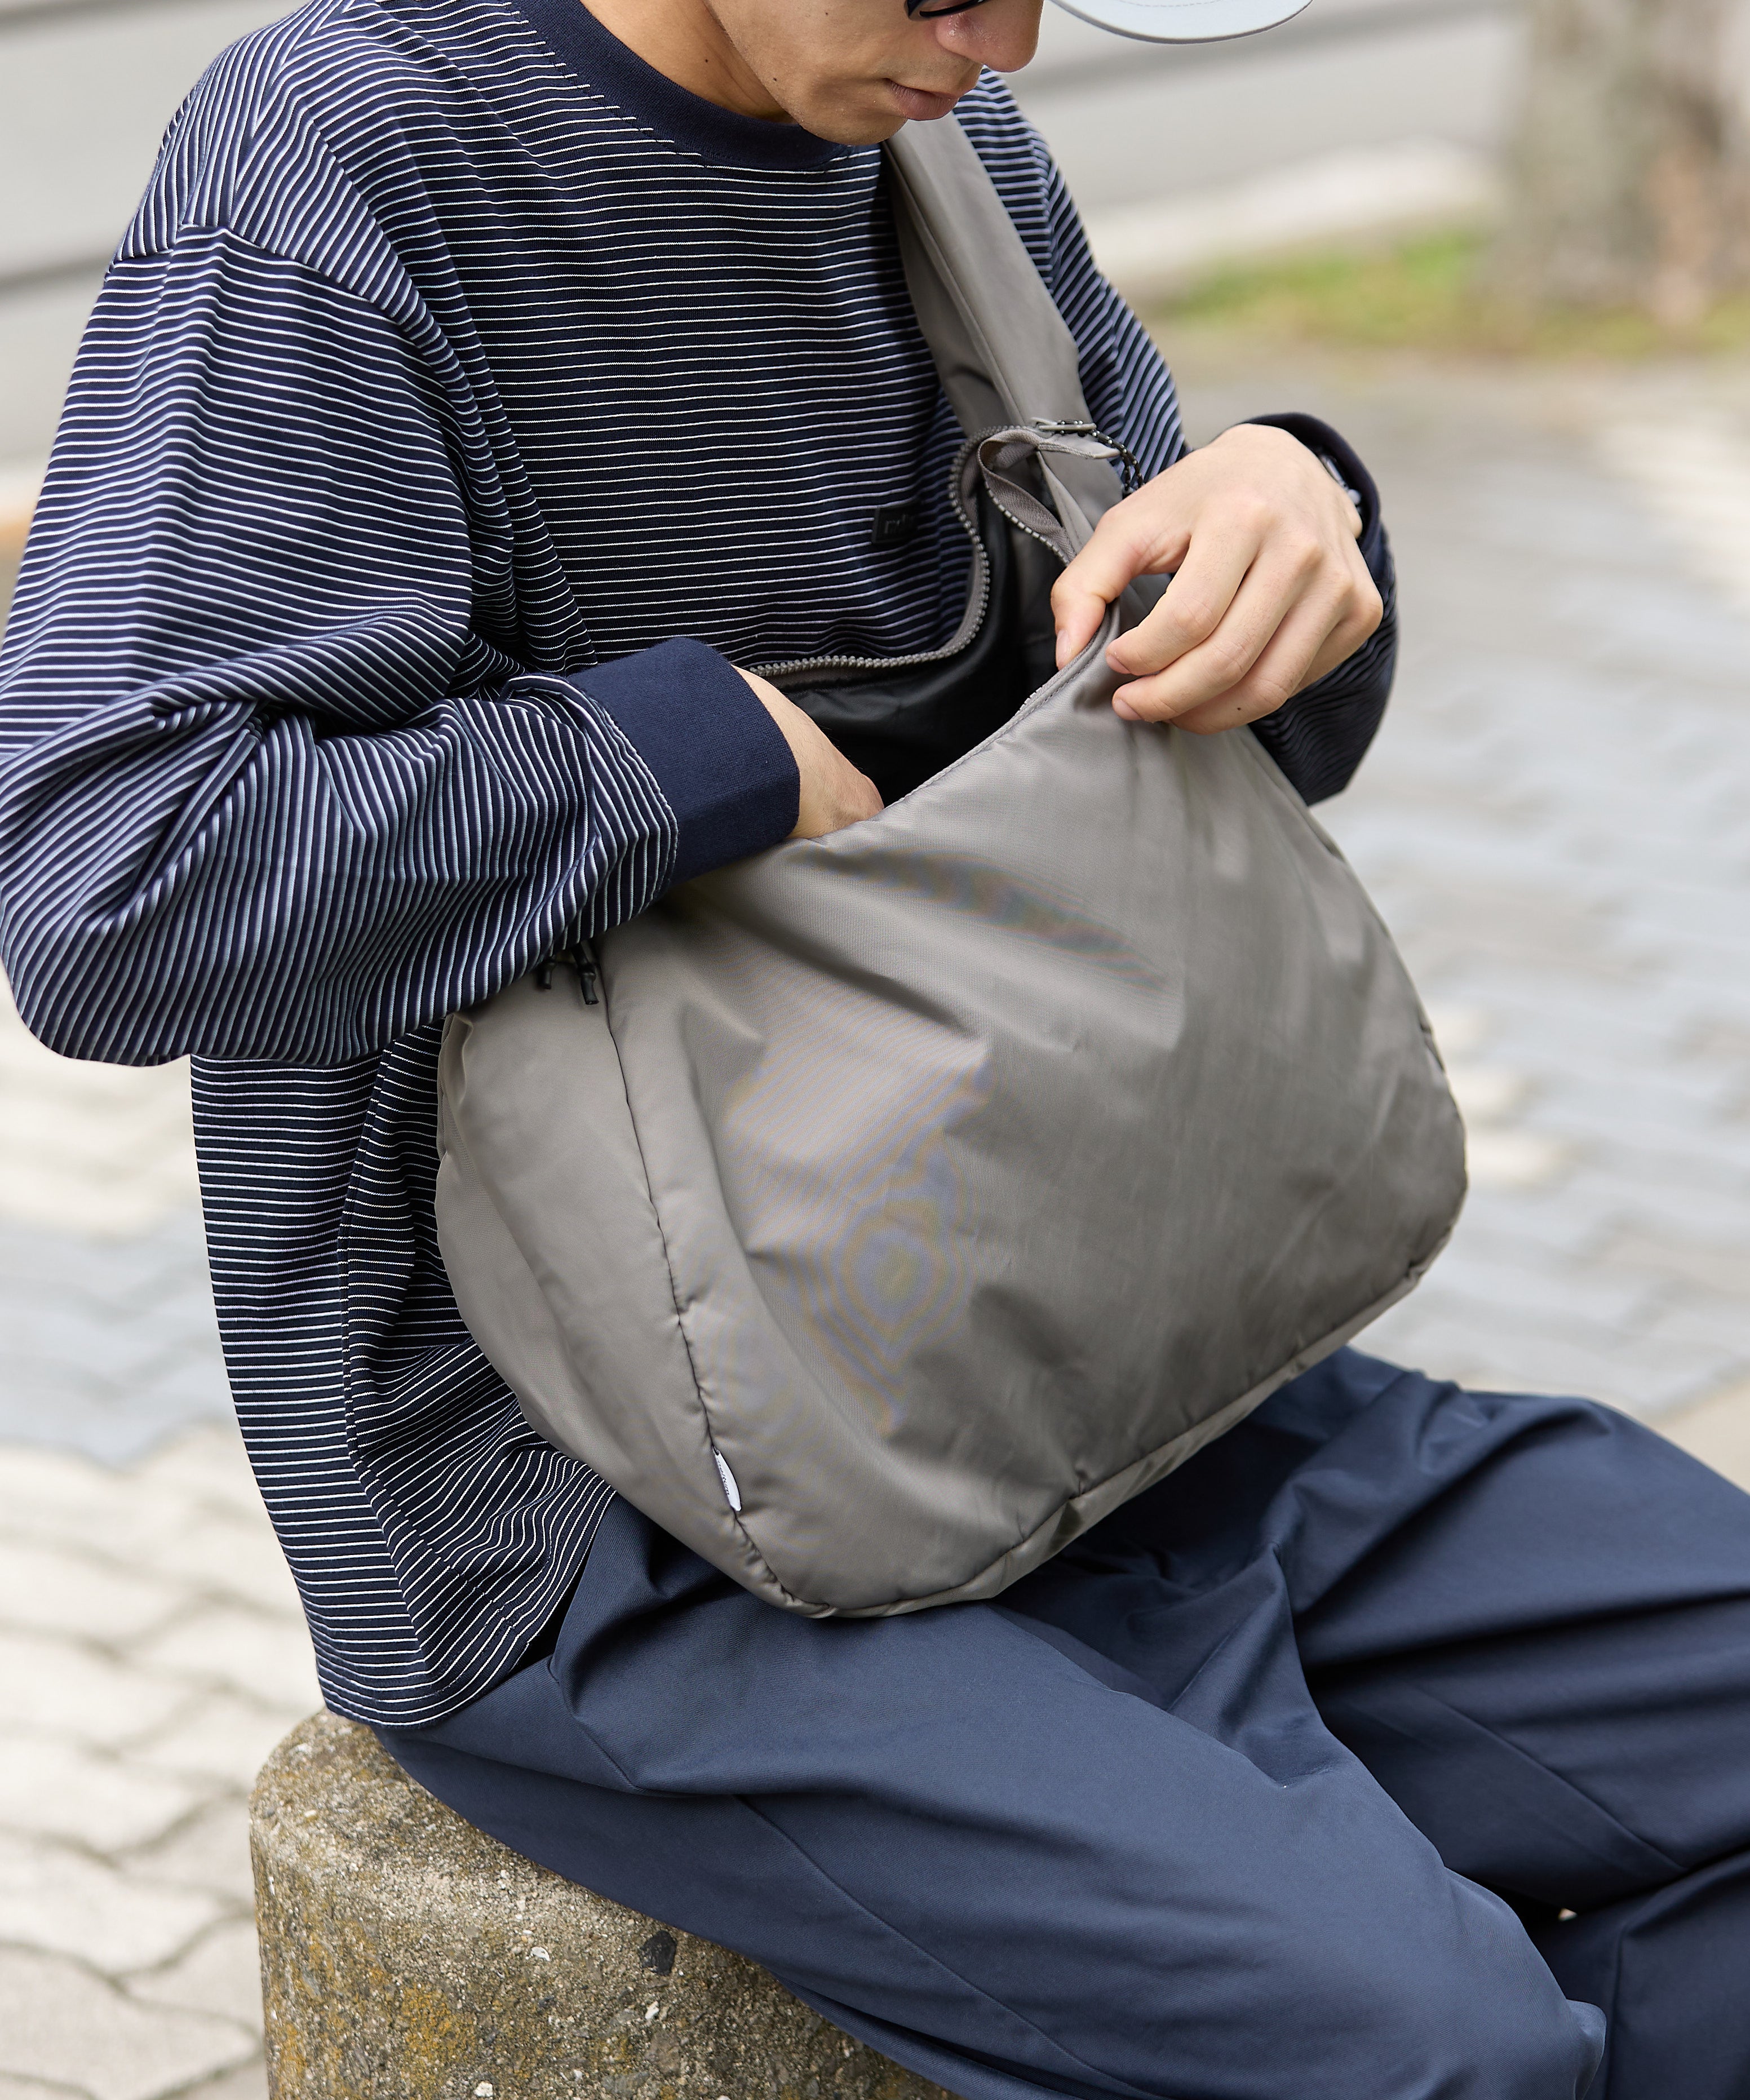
[1148,228,1750,360]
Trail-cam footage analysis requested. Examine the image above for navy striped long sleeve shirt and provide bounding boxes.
[0,0,1397,1724]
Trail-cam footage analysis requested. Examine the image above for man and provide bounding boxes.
[0,0,1745,2093]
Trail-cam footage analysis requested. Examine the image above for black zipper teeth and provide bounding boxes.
[743,425,1109,682]
[742,432,995,684]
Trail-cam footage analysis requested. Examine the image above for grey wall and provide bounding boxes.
[0,0,291,463]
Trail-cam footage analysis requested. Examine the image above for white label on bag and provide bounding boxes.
[712,1447,743,1512]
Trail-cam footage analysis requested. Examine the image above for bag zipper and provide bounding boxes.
[746,424,1132,685]
[742,435,992,685]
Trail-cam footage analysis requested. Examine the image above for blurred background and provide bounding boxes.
[3,0,1750,2092]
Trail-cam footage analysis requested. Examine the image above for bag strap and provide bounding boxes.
[883,118,1127,553]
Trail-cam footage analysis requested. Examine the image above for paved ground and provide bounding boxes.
[0,1427,316,2100]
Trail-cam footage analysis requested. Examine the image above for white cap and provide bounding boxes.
[1048,0,1310,42]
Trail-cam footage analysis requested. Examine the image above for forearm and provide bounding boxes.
[0,644,795,1067]
[0,237,798,1065]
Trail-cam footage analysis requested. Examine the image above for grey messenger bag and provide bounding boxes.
[434,116,1466,1619]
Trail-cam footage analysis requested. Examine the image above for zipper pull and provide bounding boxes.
[574,941,600,1007]
[1030,417,1144,494]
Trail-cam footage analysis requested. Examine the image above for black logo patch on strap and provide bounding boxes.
[870,502,921,550]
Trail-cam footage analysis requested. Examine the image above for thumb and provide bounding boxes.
[1052,572,1110,670]
[1051,510,1156,669]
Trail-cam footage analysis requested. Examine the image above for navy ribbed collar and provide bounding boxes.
[500,0,855,169]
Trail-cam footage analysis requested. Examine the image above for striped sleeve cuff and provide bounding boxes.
[581,636,800,886]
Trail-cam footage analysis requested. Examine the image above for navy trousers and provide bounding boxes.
[380,1351,1750,2100]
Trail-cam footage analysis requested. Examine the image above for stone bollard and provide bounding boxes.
[251,1712,951,2100]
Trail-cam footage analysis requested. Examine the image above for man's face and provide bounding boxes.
[707,0,1045,144]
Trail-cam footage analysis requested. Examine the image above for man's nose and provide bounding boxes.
[928,0,1044,75]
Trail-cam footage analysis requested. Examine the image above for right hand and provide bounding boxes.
[737,670,883,839]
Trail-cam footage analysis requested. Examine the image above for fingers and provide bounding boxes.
[1052,427,1339,674]
[1104,510,1274,695]
[736,670,883,839]
[1157,597,1344,735]
[1051,424,1382,733]
[1300,561,1385,683]
[1051,500,1190,670]
[1112,534,1381,728]
[1109,542,1322,724]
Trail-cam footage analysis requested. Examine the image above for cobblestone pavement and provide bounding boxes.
[0,1425,316,2100]
[4,349,1750,2095]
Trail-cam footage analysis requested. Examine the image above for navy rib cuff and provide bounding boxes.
[582,637,800,886]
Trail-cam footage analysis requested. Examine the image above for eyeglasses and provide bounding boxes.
[906,0,994,15]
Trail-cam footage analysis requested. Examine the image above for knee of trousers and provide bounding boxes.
[1269,1881,1607,2100]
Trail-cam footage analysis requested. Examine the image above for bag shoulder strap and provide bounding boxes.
[883,118,1125,544]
